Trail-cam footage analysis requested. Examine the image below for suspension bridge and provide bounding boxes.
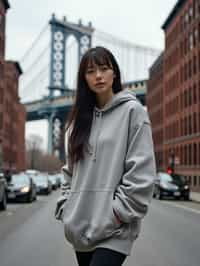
[20,14,161,161]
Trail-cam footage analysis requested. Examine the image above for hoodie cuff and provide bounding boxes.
[112,197,133,224]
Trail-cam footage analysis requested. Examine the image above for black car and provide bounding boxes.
[32,174,52,195]
[0,172,7,210]
[153,172,190,200]
[7,173,37,203]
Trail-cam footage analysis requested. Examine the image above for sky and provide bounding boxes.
[5,0,177,151]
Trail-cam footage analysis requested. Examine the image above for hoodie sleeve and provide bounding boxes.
[112,102,156,224]
[55,129,73,220]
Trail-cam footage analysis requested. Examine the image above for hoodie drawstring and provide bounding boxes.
[92,110,102,162]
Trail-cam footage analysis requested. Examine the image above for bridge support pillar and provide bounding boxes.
[47,112,55,155]
[47,112,66,162]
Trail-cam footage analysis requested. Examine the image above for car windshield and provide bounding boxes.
[172,174,186,183]
[33,175,47,183]
[12,174,29,185]
[158,173,173,182]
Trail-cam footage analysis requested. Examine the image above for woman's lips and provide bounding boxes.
[95,82,105,88]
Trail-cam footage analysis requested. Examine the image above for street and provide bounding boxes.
[0,191,199,266]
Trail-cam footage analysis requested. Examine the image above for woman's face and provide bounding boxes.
[84,63,115,95]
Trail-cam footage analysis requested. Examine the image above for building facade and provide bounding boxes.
[147,53,164,171]
[148,0,200,192]
[0,0,9,170]
[0,0,26,172]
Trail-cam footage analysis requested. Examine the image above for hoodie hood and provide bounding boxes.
[94,88,137,113]
[92,89,137,162]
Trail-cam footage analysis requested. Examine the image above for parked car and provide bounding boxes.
[32,174,52,195]
[153,172,190,200]
[48,175,59,190]
[56,173,65,186]
[7,173,37,203]
[25,169,40,176]
[0,172,7,210]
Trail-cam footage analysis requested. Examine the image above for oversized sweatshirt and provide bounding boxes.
[55,88,156,256]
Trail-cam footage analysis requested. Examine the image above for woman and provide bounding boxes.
[55,46,156,266]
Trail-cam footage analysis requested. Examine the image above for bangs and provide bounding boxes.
[85,49,113,69]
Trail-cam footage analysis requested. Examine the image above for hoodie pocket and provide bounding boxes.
[62,190,123,248]
[129,218,141,240]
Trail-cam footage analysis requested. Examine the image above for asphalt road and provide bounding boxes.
[0,191,199,266]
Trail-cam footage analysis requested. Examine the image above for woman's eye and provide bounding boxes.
[101,66,108,71]
[86,69,94,74]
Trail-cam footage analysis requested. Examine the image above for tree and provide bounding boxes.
[26,134,43,169]
[26,134,62,172]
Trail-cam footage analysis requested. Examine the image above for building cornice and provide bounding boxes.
[162,0,186,30]
[6,60,23,75]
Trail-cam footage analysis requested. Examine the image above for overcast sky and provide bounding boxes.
[5,0,177,151]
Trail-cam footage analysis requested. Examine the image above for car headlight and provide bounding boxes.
[161,182,178,190]
[184,185,189,190]
[21,186,30,193]
[161,183,169,189]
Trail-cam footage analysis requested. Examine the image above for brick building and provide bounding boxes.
[0,0,26,172]
[148,0,200,192]
[147,53,164,171]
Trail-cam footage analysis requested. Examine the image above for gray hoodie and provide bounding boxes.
[55,88,156,256]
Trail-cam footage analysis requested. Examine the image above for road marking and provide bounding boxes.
[6,211,13,216]
[162,201,200,215]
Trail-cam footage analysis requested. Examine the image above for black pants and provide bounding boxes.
[75,247,127,266]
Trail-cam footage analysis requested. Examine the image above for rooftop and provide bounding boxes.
[162,0,186,30]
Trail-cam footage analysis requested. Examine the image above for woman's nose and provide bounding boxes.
[95,69,102,78]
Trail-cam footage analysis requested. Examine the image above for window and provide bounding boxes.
[185,13,189,25]
[184,116,187,135]
[194,113,197,133]
[193,84,197,104]
[193,56,197,74]
[194,176,197,186]
[189,60,192,77]
[189,144,192,165]
[193,143,197,165]
[184,90,187,107]
[194,28,198,46]
[199,143,200,164]
[184,38,188,56]
[0,113,2,129]
[184,145,187,164]
[189,33,193,50]
[0,87,3,104]
[189,6,193,22]
[189,115,192,134]
[199,22,200,42]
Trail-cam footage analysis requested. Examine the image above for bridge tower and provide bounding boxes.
[47,14,93,160]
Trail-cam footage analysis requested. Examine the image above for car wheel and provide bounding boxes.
[0,192,7,210]
[184,195,190,201]
[27,192,33,203]
[174,196,181,200]
[34,192,37,201]
[156,188,163,200]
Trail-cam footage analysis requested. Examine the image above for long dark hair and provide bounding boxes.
[66,46,123,169]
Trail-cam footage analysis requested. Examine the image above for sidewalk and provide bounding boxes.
[190,192,200,203]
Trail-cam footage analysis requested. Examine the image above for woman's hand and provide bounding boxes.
[113,208,123,225]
